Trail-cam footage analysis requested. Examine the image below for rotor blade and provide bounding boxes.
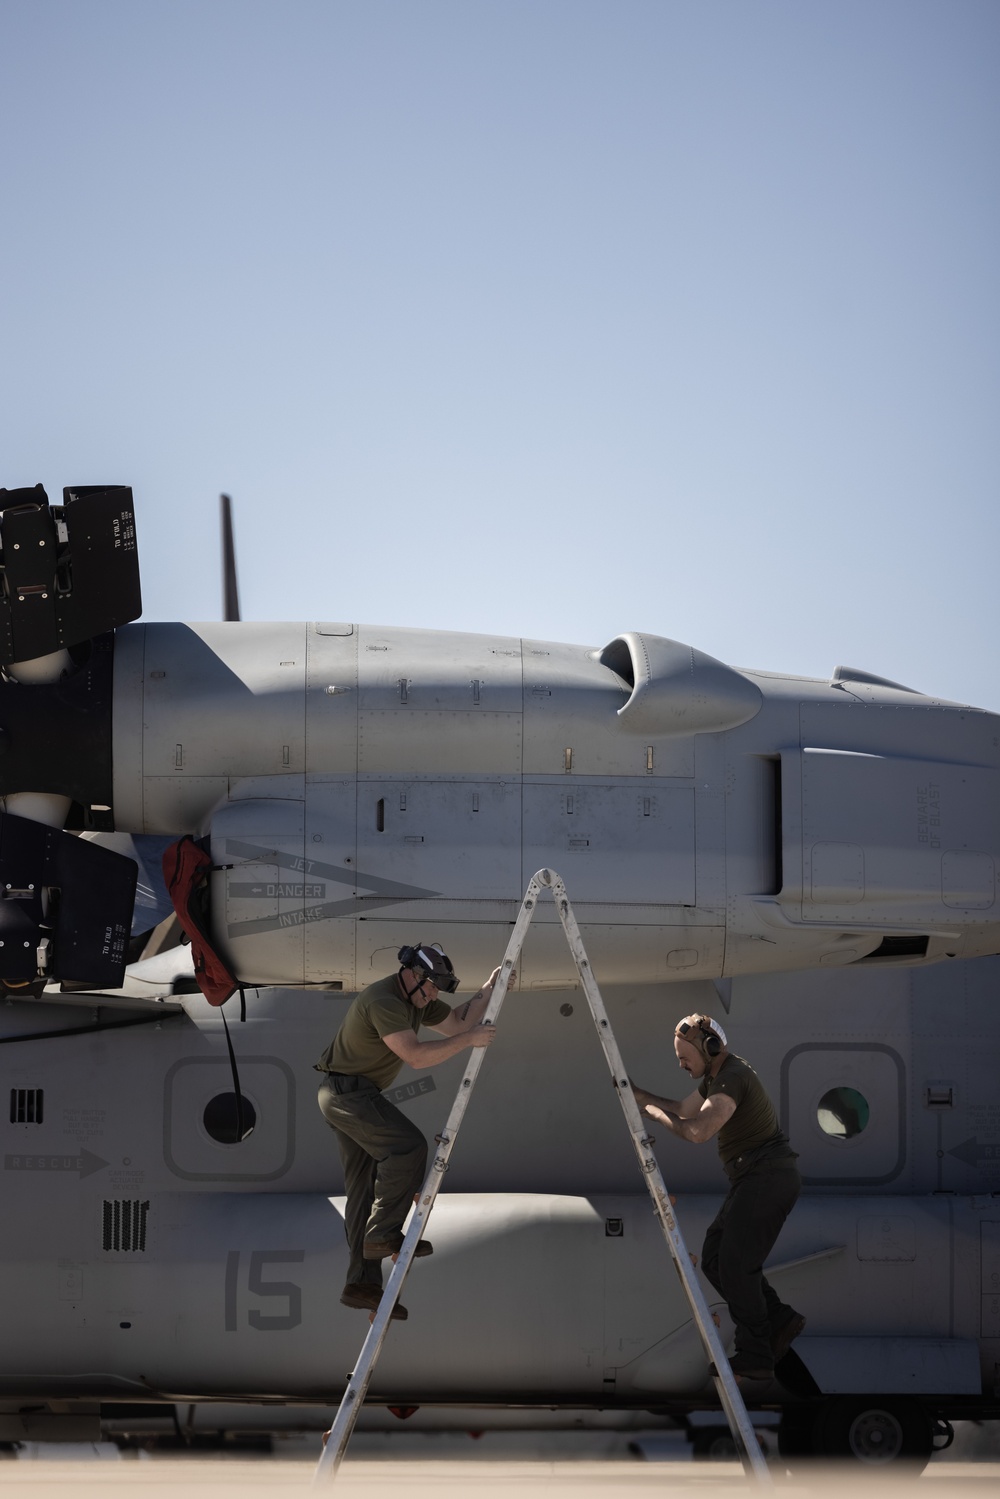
[220,493,241,621]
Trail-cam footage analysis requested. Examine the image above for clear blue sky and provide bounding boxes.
[2,1,997,708]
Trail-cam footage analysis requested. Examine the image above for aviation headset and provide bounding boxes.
[675,1014,727,1060]
[397,943,461,996]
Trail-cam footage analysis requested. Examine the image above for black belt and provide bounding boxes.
[318,1070,379,1093]
[725,1149,799,1181]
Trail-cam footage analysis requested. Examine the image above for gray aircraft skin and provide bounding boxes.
[0,489,998,1464]
[114,619,1000,987]
[2,961,999,1462]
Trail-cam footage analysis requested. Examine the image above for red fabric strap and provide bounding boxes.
[162,835,237,1006]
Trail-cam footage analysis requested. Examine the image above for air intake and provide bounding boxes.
[597,633,762,737]
[860,935,930,961]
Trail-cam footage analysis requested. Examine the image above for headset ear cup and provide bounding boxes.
[700,1022,721,1058]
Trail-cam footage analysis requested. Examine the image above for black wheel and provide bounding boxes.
[813,1397,933,1469]
[692,1425,737,1459]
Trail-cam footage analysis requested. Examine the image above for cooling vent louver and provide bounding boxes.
[9,1088,44,1124]
[102,1199,150,1252]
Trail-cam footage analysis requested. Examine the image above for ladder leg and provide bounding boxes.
[312,876,545,1483]
[542,871,773,1485]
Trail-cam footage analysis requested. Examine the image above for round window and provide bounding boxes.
[817,1087,869,1140]
[203,1092,257,1144]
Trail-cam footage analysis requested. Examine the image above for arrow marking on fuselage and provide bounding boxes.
[223,839,441,938]
[947,1137,1000,1167]
[229,882,327,900]
[223,839,439,898]
[5,1148,108,1178]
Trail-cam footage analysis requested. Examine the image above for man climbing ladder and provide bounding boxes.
[315,942,502,1321]
[314,870,772,1486]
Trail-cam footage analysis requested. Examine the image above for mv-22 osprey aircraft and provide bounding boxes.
[0,482,998,1468]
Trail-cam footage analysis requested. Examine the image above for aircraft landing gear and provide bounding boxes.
[779,1396,934,1471]
[690,1425,737,1459]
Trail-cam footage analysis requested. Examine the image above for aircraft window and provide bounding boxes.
[817,1087,869,1140]
[203,1092,257,1144]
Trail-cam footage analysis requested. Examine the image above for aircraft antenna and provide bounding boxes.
[220,493,241,622]
[314,870,773,1486]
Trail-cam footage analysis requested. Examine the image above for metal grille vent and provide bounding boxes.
[102,1199,150,1253]
[10,1088,44,1124]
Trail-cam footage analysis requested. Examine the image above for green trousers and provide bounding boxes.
[318,1073,427,1289]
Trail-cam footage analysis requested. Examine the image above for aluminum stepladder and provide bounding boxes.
[314,869,772,1485]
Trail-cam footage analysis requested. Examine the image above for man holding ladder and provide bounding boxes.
[632,1012,805,1381]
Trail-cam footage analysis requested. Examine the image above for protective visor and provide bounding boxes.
[399,943,461,994]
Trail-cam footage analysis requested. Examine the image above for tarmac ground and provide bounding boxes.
[1,1456,1000,1499]
[1,1423,999,1499]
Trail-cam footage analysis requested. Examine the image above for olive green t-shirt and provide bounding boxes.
[316,974,452,1092]
[698,1053,796,1176]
